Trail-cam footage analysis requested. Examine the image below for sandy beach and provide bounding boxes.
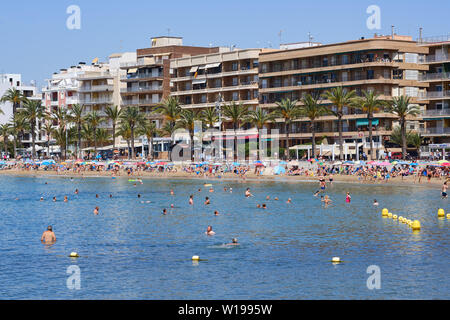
[0,168,444,189]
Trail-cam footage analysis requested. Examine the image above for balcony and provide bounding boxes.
[419,72,450,81]
[79,98,113,105]
[419,90,450,100]
[120,86,163,94]
[121,73,163,81]
[422,109,450,118]
[419,54,449,64]
[419,127,450,135]
[122,99,160,106]
[78,85,114,92]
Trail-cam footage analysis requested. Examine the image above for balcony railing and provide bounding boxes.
[419,127,450,135]
[79,98,113,105]
[79,85,113,92]
[422,109,450,117]
[419,72,450,81]
[419,54,449,64]
[120,86,163,93]
[122,99,161,106]
[417,34,450,44]
[121,73,163,80]
[419,90,450,99]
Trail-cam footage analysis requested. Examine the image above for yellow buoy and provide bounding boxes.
[447,214,450,219]
[438,209,445,217]
[69,252,79,258]
[388,212,393,218]
[332,257,341,263]
[411,220,421,231]
[393,215,398,220]
[399,216,404,222]
[382,209,389,217]
[192,255,200,261]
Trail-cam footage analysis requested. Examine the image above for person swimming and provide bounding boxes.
[162,209,167,215]
[287,198,292,204]
[189,195,194,205]
[266,196,270,200]
[214,210,219,216]
[96,194,99,198]
[256,204,261,208]
[322,195,332,207]
[245,188,253,198]
[52,197,56,202]
[94,207,99,215]
[170,189,174,196]
[138,194,141,198]
[41,226,56,244]
[205,226,216,236]
[262,204,267,209]
[75,189,79,195]
[314,190,320,197]
[373,199,379,206]
[40,197,44,202]
[227,238,239,246]
[204,197,210,205]
[64,196,68,203]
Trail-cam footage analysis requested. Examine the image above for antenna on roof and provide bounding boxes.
[308,32,314,46]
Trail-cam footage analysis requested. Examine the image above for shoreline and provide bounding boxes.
[0,169,443,189]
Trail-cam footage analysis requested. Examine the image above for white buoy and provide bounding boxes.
[332,257,341,263]
[69,252,79,258]
[192,255,200,261]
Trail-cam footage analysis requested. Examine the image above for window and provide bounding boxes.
[367,70,374,79]
[405,70,419,80]
[232,92,239,101]
[405,53,418,63]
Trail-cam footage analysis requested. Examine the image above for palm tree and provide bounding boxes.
[351,91,385,160]
[0,123,12,155]
[223,102,249,161]
[19,99,45,158]
[201,107,219,129]
[119,106,146,159]
[322,87,357,160]
[1,88,25,158]
[408,132,423,159]
[11,115,30,156]
[117,122,132,159]
[105,105,122,150]
[81,123,95,152]
[139,120,159,160]
[52,126,67,160]
[85,111,104,154]
[70,104,85,158]
[385,96,421,159]
[95,128,111,147]
[177,109,201,161]
[154,97,182,130]
[300,94,327,159]
[246,107,276,160]
[42,121,53,157]
[275,98,299,159]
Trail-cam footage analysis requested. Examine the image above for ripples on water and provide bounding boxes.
[0,175,448,299]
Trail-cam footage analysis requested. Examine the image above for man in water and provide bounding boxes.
[94,207,99,215]
[373,199,379,206]
[189,195,194,205]
[41,226,56,244]
[162,209,167,215]
[245,188,253,198]
[204,197,211,205]
[227,238,239,246]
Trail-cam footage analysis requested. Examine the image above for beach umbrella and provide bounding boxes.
[273,166,286,175]
[0,161,6,165]
[279,161,288,165]
[232,162,241,166]
[156,162,168,166]
[255,163,265,167]
[410,163,419,166]
[41,161,53,166]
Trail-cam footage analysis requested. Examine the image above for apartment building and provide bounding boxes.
[258,35,429,156]
[0,74,44,155]
[170,48,263,130]
[120,36,219,127]
[418,35,450,144]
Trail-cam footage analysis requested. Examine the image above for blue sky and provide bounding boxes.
[0,0,448,87]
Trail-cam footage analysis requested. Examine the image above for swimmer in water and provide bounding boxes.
[214,210,219,216]
[373,199,379,206]
[209,188,214,193]
[96,194,99,198]
[345,192,351,204]
[229,188,233,193]
[64,196,68,203]
[109,194,113,198]
[322,195,332,208]
[198,188,202,192]
[314,191,320,197]
[274,197,279,201]
[40,197,44,202]
[205,226,216,236]
[262,204,267,209]
[162,209,167,215]
[138,194,141,198]
[170,189,174,196]
[245,188,253,198]
[41,226,56,244]
[227,238,239,246]
[442,182,448,199]
[287,198,292,204]
[75,189,79,195]
[266,196,270,200]
[94,207,99,215]
[204,197,211,205]
[224,187,227,192]
[257,204,261,208]
[52,197,56,202]
[170,204,174,208]
[189,195,194,205]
